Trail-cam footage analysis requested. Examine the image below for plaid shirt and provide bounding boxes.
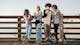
[52,10,63,27]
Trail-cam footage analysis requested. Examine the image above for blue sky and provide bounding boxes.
[0,0,80,16]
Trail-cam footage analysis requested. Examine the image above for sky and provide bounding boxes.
[0,0,80,16]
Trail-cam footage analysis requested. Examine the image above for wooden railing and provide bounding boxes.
[0,16,80,42]
[0,16,22,42]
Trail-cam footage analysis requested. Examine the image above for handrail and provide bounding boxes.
[0,16,80,18]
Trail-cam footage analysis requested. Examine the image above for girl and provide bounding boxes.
[43,3,52,41]
[23,9,33,41]
[34,6,42,45]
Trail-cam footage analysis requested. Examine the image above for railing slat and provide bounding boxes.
[0,22,18,23]
[0,16,22,18]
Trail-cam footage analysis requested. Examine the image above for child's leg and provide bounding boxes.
[44,24,50,40]
[44,24,47,39]
[59,26,64,41]
[25,24,29,37]
[27,23,32,39]
[36,24,42,44]
[54,24,58,40]
[59,27,67,44]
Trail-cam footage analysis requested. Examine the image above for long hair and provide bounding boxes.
[24,9,29,17]
[36,6,41,11]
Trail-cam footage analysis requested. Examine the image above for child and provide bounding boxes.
[22,9,33,41]
[52,5,67,44]
[34,6,42,45]
[43,3,52,41]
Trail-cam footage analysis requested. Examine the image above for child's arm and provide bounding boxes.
[43,10,47,18]
[39,12,42,22]
[21,16,25,22]
[34,13,37,19]
[51,11,53,22]
[58,10,63,27]
[28,15,33,20]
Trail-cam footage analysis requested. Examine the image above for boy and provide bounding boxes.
[43,3,52,41]
[52,5,67,44]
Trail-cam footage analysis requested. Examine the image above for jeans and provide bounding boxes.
[54,24,59,40]
[25,22,32,39]
[36,24,42,44]
[54,24,66,40]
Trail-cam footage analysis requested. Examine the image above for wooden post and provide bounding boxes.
[18,16,21,42]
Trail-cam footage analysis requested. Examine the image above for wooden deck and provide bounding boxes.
[0,40,80,45]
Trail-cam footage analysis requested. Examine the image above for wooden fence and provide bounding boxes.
[0,16,80,42]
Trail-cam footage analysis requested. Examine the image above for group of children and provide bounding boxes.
[22,3,67,45]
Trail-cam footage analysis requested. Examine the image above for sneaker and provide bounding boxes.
[22,35,28,41]
[63,39,67,44]
[53,39,58,44]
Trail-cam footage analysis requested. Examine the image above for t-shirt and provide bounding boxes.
[23,14,32,24]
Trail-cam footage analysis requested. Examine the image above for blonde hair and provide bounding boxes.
[36,6,41,11]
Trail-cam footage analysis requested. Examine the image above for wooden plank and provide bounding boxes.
[0,32,80,34]
[0,32,18,34]
[0,38,18,42]
[0,27,80,29]
[0,22,18,23]
[0,27,17,29]
[0,16,80,18]
[0,22,80,24]
[63,16,80,18]
[21,32,80,35]
[21,27,80,29]
[0,38,17,39]
[21,22,80,24]
[0,16,22,18]
[63,22,80,24]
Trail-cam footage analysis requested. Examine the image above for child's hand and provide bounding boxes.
[21,18,25,22]
[52,12,55,16]
[48,24,51,27]
[22,20,25,22]
[45,10,49,15]
[59,26,63,30]
[27,16,33,20]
